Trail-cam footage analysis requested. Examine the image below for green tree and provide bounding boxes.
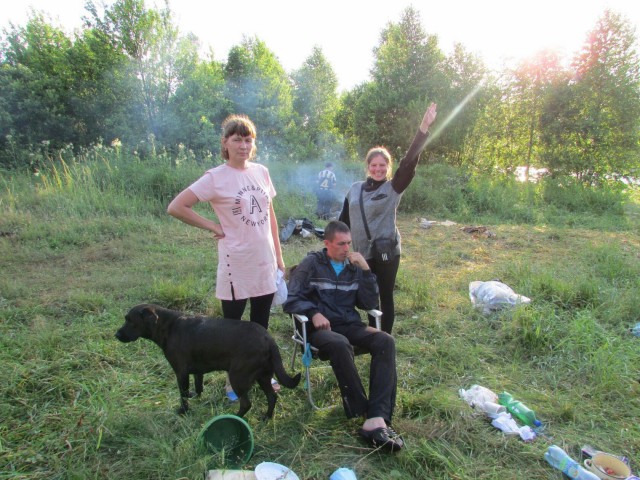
[85,0,200,147]
[291,46,341,160]
[471,50,568,177]
[224,36,295,160]
[0,13,75,154]
[440,43,488,165]
[540,10,640,182]
[65,25,143,146]
[334,85,365,159]
[166,55,228,155]
[352,7,444,158]
[465,76,515,174]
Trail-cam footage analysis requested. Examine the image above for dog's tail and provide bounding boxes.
[270,342,301,389]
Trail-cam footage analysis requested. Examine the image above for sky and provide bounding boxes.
[2,0,639,92]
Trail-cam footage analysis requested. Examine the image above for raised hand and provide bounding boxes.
[420,102,437,133]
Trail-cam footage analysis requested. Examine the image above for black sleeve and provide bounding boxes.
[391,129,430,193]
[338,197,350,226]
[282,256,319,318]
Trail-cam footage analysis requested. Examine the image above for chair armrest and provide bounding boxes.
[291,313,313,353]
[292,313,309,323]
[367,309,382,330]
[296,310,381,330]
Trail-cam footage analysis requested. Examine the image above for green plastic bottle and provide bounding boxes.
[498,391,542,427]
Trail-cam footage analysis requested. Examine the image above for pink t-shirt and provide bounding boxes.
[188,162,277,301]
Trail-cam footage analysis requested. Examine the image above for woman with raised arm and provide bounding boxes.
[339,103,437,334]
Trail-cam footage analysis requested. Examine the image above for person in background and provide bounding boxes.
[315,161,337,219]
[167,114,285,400]
[339,102,437,334]
[283,220,403,452]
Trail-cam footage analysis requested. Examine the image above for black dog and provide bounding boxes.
[115,304,301,418]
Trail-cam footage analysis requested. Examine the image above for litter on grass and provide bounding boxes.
[418,218,458,228]
[459,385,536,442]
[469,280,531,314]
[461,225,496,238]
[459,384,500,413]
[491,412,536,441]
[280,217,324,242]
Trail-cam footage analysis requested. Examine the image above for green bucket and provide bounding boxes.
[197,414,254,468]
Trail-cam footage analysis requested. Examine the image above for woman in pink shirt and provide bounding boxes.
[167,114,285,398]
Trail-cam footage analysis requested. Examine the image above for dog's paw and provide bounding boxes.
[187,391,199,398]
[176,405,189,415]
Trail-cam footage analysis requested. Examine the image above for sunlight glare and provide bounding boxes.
[426,80,486,145]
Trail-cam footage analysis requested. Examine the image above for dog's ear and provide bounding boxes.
[141,305,159,323]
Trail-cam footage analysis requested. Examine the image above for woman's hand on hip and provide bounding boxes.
[211,223,225,239]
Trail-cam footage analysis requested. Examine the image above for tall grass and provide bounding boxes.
[1,149,639,479]
[398,165,629,227]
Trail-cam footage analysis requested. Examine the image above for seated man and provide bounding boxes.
[283,220,403,452]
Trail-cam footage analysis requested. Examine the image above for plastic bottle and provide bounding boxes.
[497,391,542,427]
[544,445,600,480]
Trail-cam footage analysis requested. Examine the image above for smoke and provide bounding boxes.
[266,154,363,204]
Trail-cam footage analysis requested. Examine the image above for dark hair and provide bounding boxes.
[220,114,257,160]
[325,161,334,168]
[324,220,350,240]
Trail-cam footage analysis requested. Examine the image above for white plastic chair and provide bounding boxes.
[290,309,382,409]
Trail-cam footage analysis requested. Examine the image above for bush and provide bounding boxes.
[541,176,626,215]
[400,164,470,217]
[465,176,540,223]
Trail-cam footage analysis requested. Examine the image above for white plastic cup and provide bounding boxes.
[481,401,506,416]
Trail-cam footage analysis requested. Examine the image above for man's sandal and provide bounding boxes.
[358,426,404,452]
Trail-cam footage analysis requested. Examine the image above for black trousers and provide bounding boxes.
[309,323,397,424]
[367,254,401,334]
[316,189,334,218]
[221,288,274,329]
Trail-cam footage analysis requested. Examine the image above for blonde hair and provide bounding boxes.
[365,147,393,180]
[220,114,257,160]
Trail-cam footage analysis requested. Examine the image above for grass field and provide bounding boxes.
[1,157,639,479]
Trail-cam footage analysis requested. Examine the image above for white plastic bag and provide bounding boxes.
[469,280,531,314]
[272,270,288,306]
[459,384,499,410]
[458,384,507,418]
[491,412,536,441]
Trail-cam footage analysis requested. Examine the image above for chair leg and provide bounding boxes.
[290,343,298,371]
[292,343,325,410]
[305,364,321,410]
[291,315,333,410]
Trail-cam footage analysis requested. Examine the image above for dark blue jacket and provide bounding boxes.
[283,249,379,330]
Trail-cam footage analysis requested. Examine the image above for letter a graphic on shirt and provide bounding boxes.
[249,195,263,215]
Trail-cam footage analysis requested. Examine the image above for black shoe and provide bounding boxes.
[358,426,404,452]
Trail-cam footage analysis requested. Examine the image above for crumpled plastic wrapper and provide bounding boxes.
[459,384,498,410]
[469,280,531,314]
[459,385,507,418]
[491,412,536,441]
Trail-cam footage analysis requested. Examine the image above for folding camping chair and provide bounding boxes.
[290,309,382,410]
